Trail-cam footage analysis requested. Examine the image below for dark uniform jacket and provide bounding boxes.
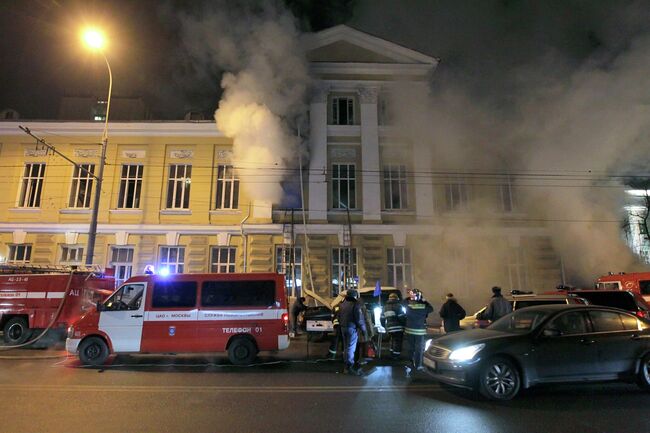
[383,300,406,333]
[404,298,433,336]
[482,295,512,322]
[439,298,466,332]
[337,297,367,334]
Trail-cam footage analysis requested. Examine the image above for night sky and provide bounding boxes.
[0,0,647,120]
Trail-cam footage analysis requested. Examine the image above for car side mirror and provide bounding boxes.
[542,328,561,337]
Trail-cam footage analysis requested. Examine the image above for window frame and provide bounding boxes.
[60,245,84,265]
[111,246,134,287]
[444,180,469,211]
[276,245,303,295]
[68,164,95,208]
[214,164,239,210]
[166,164,192,209]
[117,164,144,209]
[210,247,237,273]
[159,246,185,274]
[331,163,357,210]
[383,164,409,210]
[17,163,46,208]
[7,244,32,264]
[331,247,358,297]
[386,247,412,290]
[331,96,355,126]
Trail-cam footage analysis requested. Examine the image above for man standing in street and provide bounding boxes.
[480,286,512,322]
[384,293,405,358]
[439,293,466,333]
[337,289,367,376]
[290,297,307,336]
[404,288,433,371]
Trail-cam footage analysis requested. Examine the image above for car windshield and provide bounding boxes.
[488,309,550,333]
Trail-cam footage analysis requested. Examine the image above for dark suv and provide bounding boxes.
[566,290,650,320]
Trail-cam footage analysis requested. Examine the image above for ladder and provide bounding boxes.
[0,263,103,275]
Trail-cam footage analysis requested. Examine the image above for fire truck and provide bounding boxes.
[596,272,650,302]
[0,264,115,346]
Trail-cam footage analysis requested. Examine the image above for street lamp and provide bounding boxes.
[82,28,112,265]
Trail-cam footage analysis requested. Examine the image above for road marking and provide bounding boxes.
[0,383,443,394]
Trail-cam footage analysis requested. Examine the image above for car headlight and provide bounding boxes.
[425,339,432,351]
[448,343,485,361]
[67,326,74,339]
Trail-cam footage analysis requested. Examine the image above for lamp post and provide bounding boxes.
[82,29,112,265]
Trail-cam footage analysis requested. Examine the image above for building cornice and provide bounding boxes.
[0,121,225,137]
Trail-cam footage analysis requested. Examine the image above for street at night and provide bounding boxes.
[2,337,650,433]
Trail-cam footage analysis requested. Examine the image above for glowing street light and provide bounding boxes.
[81,27,113,265]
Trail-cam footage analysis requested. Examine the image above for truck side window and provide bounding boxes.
[201,280,275,307]
[640,280,650,295]
[104,284,144,311]
[152,281,197,309]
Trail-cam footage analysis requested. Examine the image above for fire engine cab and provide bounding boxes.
[66,272,290,366]
[596,272,650,302]
[0,264,114,345]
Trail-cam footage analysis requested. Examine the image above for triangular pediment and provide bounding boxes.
[302,25,438,66]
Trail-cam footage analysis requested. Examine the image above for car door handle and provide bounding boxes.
[131,314,143,318]
[580,338,595,345]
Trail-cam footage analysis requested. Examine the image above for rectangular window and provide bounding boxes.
[18,163,45,208]
[332,164,356,209]
[499,176,516,213]
[383,164,409,210]
[331,97,355,125]
[151,280,197,309]
[210,247,236,273]
[506,247,528,291]
[111,247,134,287]
[215,164,239,209]
[117,165,143,209]
[444,181,468,211]
[68,164,95,208]
[60,245,84,264]
[201,280,276,307]
[159,246,185,274]
[8,244,32,263]
[166,164,191,209]
[276,245,302,295]
[331,247,358,296]
[387,247,412,290]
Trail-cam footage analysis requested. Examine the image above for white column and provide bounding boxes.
[359,86,381,222]
[414,144,434,219]
[308,84,329,221]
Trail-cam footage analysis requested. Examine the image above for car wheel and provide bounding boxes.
[78,336,109,366]
[637,353,650,391]
[479,356,521,400]
[228,337,257,365]
[3,317,31,345]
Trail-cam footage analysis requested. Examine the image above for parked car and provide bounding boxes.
[459,293,588,330]
[565,290,650,321]
[424,304,650,400]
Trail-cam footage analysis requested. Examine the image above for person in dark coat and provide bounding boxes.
[439,293,466,333]
[290,297,307,335]
[336,289,367,376]
[383,293,405,358]
[404,288,433,371]
[480,286,512,322]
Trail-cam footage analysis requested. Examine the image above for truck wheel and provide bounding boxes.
[3,317,31,345]
[79,336,109,366]
[228,337,257,365]
[478,356,521,400]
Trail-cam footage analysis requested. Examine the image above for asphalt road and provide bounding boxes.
[1,337,650,433]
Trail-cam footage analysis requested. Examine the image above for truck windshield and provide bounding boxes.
[104,284,144,311]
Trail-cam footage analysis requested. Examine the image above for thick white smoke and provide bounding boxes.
[177,1,309,204]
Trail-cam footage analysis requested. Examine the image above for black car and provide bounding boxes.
[566,290,650,320]
[424,304,650,400]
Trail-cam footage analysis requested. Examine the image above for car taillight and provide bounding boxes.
[281,312,289,330]
[636,311,650,320]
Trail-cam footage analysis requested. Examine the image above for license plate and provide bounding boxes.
[423,357,436,370]
[306,320,334,332]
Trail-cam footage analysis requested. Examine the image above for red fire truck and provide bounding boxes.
[0,265,115,345]
[66,272,290,366]
[596,272,650,302]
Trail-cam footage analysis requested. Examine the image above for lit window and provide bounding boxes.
[18,163,46,208]
[159,246,185,274]
[331,247,358,296]
[276,245,302,296]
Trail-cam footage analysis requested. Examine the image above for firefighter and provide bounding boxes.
[290,297,307,336]
[328,303,342,359]
[383,293,405,358]
[337,289,367,376]
[404,288,433,371]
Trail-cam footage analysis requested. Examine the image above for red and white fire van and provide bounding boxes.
[0,265,115,345]
[596,272,650,302]
[66,272,290,366]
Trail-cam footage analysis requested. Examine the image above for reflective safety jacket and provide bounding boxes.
[404,298,433,336]
[383,300,406,333]
[332,304,340,327]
